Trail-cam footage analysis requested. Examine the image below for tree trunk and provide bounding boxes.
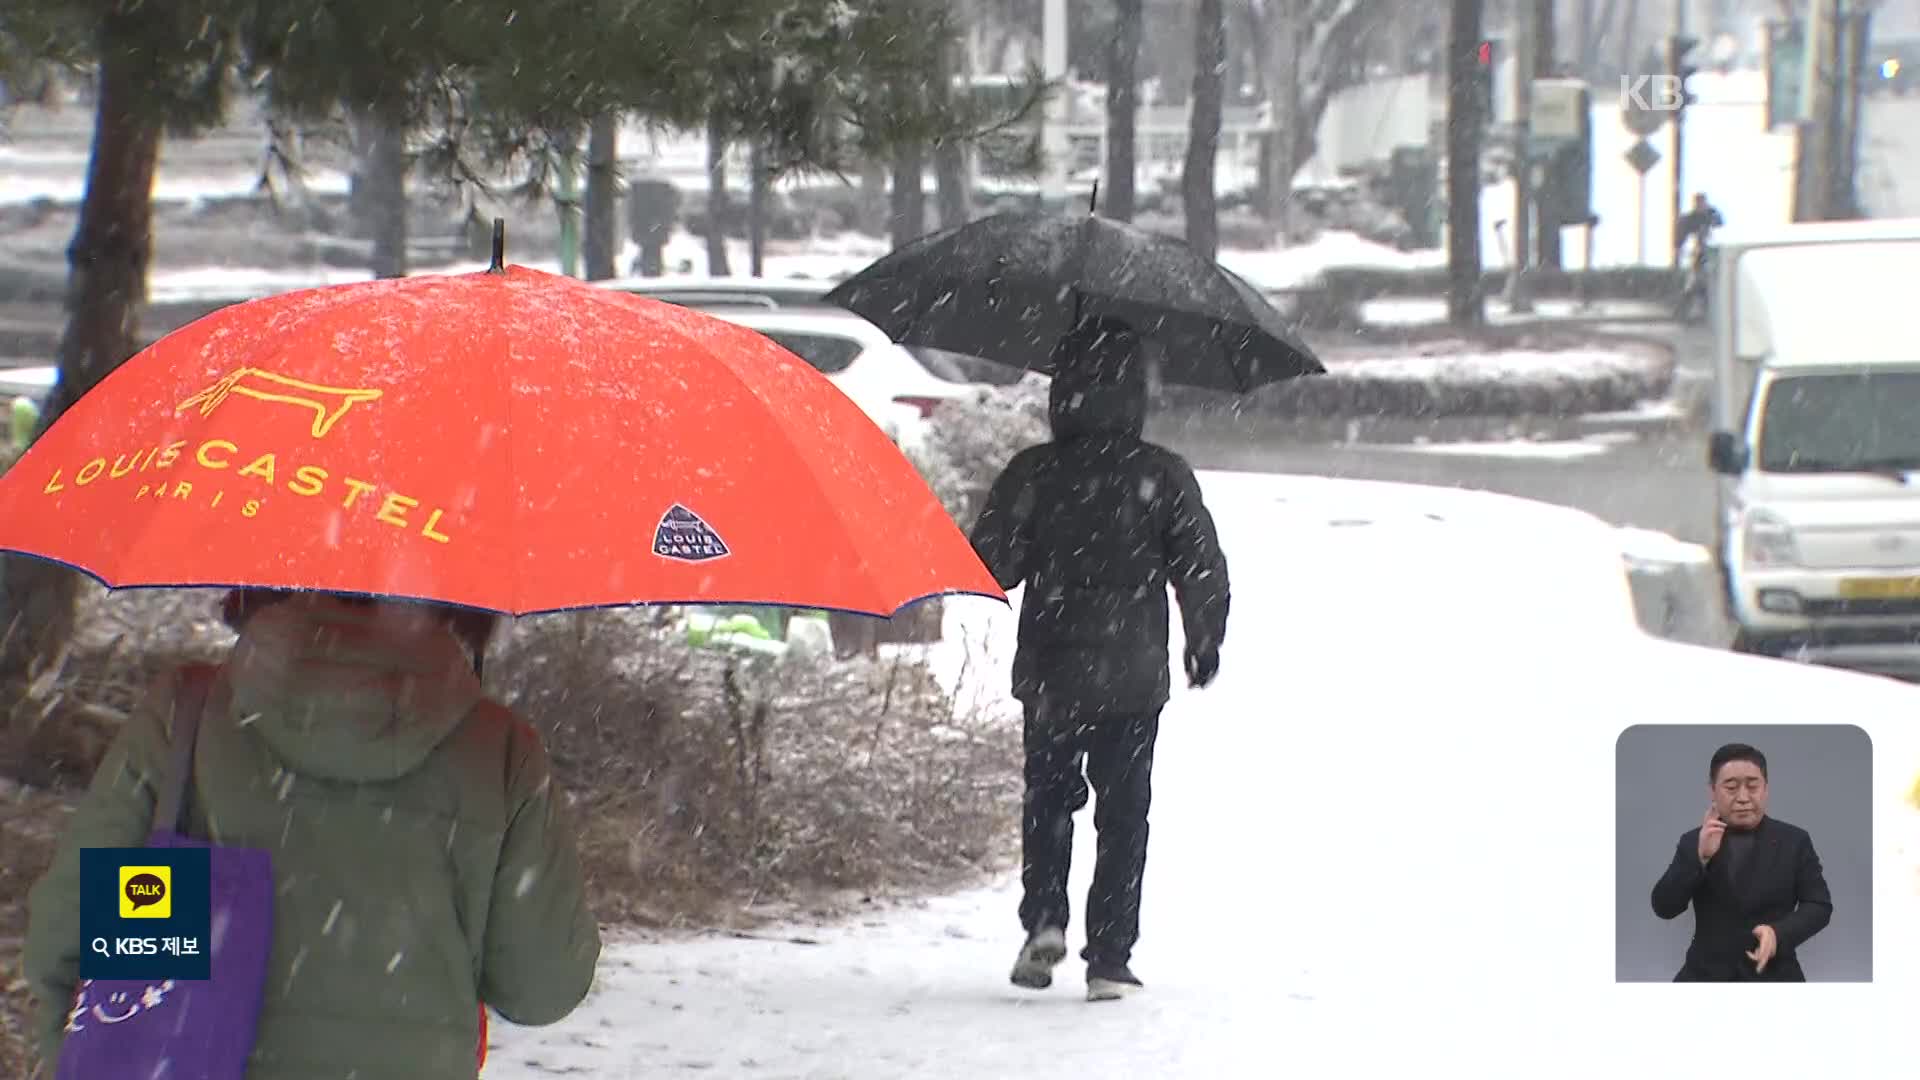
[0,28,163,689]
[583,112,620,281]
[705,111,732,276]
[1183,0,1226,260]
[1104,0,1143,220]
[1258,2,1300,227]
[1447,0,1487,326]
[1617,0,1639,76]
[933,37,972,229]
[889,143,927,248]
[1534,0,1564,269]
[748,140,768,277]
[1578,0,1614,79]
[858,159,889,237]
[934,140,970,230]
[353,104,408,279]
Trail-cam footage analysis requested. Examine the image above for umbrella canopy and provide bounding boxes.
[0,264,1002,617]
[824,211,1324,393]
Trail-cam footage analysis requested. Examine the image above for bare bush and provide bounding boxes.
[484,611,1019,926]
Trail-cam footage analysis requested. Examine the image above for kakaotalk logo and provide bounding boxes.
[37,366,457,544]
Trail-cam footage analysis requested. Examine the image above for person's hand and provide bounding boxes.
[1697,806,1727,864]
[1747,925,1778,974]
[1184,644,1219,689]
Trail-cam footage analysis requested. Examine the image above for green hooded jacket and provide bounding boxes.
[24,596,602,1077]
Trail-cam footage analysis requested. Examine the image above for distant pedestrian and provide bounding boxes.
[969,316,1230,1002]
[1674,193,1723,260]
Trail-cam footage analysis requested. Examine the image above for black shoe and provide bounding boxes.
[1085,961,1143,1002]
[1010,927,1068,990]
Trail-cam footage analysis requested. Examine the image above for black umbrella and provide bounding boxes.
[824,207,1324,393]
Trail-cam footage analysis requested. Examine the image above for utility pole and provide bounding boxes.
[1536,0,1563,269]
[1668,1,1688,266]
[1830,3,1869,219]
[1507,0,1536,310]
[1792,0,1832,220]
[1447,0,1487,327]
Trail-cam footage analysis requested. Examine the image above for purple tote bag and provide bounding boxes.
[56,664,276,1080]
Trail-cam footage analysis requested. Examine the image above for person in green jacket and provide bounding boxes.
[24,589,603,1077]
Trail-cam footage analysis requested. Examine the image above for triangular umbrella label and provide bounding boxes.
[654,503,730,562]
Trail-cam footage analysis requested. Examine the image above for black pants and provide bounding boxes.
[1018,697,1161,967]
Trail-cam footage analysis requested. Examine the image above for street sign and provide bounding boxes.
[1765,20,1807,130]
[1532,79,1587,139]
[1625,139,1661,174]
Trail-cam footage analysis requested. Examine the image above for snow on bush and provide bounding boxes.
[907,378,1050,530]
[484,611,1019,924]
[1235,340,1676,418]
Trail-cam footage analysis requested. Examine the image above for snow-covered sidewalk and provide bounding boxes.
[487,472,1920,1078]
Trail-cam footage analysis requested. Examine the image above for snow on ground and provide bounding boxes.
[486,471,1920,1079]
[0,167,352,207]
[146,265,381,304]
[1361,431,1649,461]
[1366,436,1616,460]
[1617,525,1715,565]
[1216,230,1442,290]
[1581,398,1689,423]
[141,231,880,304]
[1331,346,1655,385]
[1361,297,1671,324]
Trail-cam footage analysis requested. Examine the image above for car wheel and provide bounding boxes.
[1730,629,1791,658]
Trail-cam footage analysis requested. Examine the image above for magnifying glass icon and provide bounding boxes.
[89,937,110,958]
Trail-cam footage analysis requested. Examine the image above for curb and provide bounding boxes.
[1619,530,1729,648]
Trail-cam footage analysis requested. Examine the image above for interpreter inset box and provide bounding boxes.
[1614,724,1871,983]
[78,846,212,981]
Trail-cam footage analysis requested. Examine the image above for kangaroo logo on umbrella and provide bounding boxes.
[654,504,729,562]
[176,368,383,439]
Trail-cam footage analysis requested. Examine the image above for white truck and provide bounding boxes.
[1705,218,1920,671]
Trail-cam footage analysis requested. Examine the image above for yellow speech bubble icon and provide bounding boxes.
[119,865,171,919]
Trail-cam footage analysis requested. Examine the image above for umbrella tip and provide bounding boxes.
[489,218,505,273]
[1088,180,1098,216]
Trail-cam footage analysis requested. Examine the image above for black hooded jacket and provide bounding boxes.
[968,320,1230,712]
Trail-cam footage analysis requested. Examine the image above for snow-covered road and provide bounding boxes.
[487,472,1920,1078]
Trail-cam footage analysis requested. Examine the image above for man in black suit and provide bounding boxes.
[1651,743,1834,981]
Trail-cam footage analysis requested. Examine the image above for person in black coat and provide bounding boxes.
[1673,193,1723,259]
[1650,742,1833,982]
[969,316,1230,1002]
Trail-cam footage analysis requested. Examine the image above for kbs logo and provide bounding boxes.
[118,865,171,919]
[1621,74,1687,112]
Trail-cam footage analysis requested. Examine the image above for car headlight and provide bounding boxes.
[1742,509,1800,568]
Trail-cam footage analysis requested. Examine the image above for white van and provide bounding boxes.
[1706,219,1920,669]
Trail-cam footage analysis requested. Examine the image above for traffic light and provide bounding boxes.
[1668,34,1700,110]
[1474,38,1498,120]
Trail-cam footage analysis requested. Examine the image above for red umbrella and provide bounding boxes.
[0,250,1002,618]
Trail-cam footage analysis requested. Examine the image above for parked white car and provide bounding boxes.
[696,308,1020,448]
